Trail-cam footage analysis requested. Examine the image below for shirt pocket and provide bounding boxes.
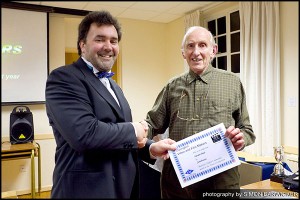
[208,98,235,127]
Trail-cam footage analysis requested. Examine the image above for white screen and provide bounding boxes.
[1,8,48,104]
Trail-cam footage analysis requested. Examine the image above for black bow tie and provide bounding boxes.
[97,71,115,78]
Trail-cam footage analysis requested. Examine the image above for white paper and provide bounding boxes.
[168,123,241,188]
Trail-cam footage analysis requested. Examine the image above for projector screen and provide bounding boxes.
[1,8,48,105]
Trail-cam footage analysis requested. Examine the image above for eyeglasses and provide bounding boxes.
[176,89,201,121]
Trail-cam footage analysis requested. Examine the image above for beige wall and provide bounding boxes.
[119,16,186,121]
[279,2,299,147]
[1,2,298,194]
[118,18,171,121]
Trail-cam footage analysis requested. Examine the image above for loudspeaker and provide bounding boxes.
[10,106,34,144]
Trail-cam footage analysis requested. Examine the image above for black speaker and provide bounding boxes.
[10,106,34,144]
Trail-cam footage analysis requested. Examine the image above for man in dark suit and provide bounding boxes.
[45,10,176,199]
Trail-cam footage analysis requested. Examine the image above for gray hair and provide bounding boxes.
[181,26,216,51]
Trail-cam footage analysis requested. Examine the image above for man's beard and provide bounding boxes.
[93,57,115,72]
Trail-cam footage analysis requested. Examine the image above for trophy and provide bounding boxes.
[270,146,286,183]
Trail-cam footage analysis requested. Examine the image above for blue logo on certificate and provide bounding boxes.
[185,169,194,174]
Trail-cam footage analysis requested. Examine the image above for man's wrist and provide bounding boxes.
[149,143,157,159]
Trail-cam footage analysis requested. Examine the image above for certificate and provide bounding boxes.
[168,123,240,188]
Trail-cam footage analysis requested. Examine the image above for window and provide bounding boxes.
[205,10,240,74]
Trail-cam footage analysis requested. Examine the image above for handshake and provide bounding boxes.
[132,120,176,159]
[132,120,149,148]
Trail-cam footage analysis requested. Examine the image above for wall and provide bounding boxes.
[118,18,171,121]
[279,2,299,172]
[279,2,299,147]
[165,17,186,79]
[1,1,298,194]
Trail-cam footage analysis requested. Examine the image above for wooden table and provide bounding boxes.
[1,141,41,198]
[241,179,298,198]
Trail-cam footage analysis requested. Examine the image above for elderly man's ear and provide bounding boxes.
[210,45,218,58]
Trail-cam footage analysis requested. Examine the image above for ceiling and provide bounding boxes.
[15,1,222,23]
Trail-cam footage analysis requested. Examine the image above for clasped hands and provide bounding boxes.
[132,120,176,159]
[132,120,149,148]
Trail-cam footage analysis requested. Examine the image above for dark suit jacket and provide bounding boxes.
[46,58,154,199]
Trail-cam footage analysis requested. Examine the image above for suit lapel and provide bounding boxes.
[74,59,125,119]
[109,79,132,121]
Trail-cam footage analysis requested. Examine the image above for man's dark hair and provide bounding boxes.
[77,10,122,55]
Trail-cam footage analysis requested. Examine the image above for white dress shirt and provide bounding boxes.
[81,57,120,107]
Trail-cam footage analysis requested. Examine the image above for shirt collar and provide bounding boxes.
[81,57,99,75]
[81,57,113,78]
[187,65,214,85]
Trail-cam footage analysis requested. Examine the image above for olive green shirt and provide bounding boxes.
[146,65,255,148]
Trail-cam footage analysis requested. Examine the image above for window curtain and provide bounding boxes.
[183,10,201,71]
[239,2,280,156]
[184,9,201,32]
